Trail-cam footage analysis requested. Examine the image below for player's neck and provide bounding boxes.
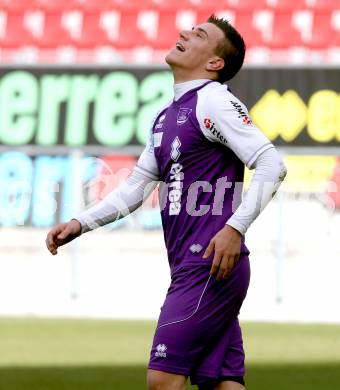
[172,68,214,84]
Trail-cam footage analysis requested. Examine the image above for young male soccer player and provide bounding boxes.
[46,15,287,390]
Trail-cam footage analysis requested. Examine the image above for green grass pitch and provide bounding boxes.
[0,318,339,389]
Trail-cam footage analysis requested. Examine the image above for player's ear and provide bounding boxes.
[206,57,225,72]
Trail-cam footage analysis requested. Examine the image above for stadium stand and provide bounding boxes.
[0,0,339,64]
[267,11,303,49]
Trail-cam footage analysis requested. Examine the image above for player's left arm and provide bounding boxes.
[198,86,287,280]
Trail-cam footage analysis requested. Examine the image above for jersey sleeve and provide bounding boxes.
[196,85,273,169]
[135,130,160,180]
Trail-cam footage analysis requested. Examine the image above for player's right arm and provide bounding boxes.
[45,133,160,255]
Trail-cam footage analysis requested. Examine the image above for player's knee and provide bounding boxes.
[147,369,186,390]
[147,369,168,390]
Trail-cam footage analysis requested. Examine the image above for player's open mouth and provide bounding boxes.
[176,42,185,52]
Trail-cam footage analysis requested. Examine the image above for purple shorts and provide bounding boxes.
[148,255,250,385]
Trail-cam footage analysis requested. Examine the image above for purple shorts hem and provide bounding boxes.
[190,370,245,386]
[192,370,245,379]
[148,363,244,382]
[148,363,190,377]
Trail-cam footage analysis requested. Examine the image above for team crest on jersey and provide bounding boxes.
[177,108,192,125]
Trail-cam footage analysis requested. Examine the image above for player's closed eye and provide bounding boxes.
[191,27,204,38]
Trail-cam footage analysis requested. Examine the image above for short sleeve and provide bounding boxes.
[196,84,274,169]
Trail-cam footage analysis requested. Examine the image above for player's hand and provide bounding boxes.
[45,219,82,255]
[203,224,242,281]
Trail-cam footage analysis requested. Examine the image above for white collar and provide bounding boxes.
[173,79,211,101]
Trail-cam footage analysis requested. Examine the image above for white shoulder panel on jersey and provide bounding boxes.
[196,82,273,169]
[135,100,172,180]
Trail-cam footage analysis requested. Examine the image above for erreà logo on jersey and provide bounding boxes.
[230,100,253,125]
[155,344,167,358]
[169,137,183,216]
[204,118,228,146]
[169,163,183,216]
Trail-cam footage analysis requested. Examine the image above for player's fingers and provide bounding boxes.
[46,231,58,252]
[223,256,236,279]
[203,240,214,259]
[216,254,230,281]
[45,235,58,255]
[46,225,66,254]
[210,250,223,277]
[57,225,72,241]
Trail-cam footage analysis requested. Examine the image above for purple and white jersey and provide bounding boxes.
[137,80,273,272]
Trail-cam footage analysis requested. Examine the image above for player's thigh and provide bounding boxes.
[147,369,187,390]
[215,380,245,390]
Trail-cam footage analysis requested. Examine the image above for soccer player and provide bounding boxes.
[46,15,287,390]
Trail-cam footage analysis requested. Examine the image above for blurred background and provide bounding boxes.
[0,0,340,389]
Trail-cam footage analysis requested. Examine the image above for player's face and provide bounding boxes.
[165,22,225,73]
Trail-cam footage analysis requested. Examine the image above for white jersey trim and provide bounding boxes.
[136,100,172,179]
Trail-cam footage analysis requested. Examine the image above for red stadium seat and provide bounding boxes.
[226,0,269,11]
[153,11,180,49]
[76,0,116,12]
[267,12,303,48]
[36,0,79,11]
[307,12,339,49]
[75,11,113,48]
[237,27,264,48]
[153,0,194,11]
[190,0,230,11]
[114,11,153,49]
[0,11,36,48]
[234,12,265,47]
[196,8,219,23]
[0,0,38,11]
[196,7,236,25]
[113,0,155,11]
[306,0,338,11]
[152,9,197,49]
[269,26,302,48]
[267,0,307,10]
[81,9,158,50]
[36,11,73,48]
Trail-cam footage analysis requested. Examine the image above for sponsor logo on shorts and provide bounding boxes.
[155,344,167,358]
[190,243,203,253]
[177,108,192,125]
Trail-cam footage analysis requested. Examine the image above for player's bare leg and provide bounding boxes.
[147,369,187,390]
[215,380,245,390]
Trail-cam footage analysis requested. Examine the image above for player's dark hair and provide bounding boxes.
[207,15,246,83]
